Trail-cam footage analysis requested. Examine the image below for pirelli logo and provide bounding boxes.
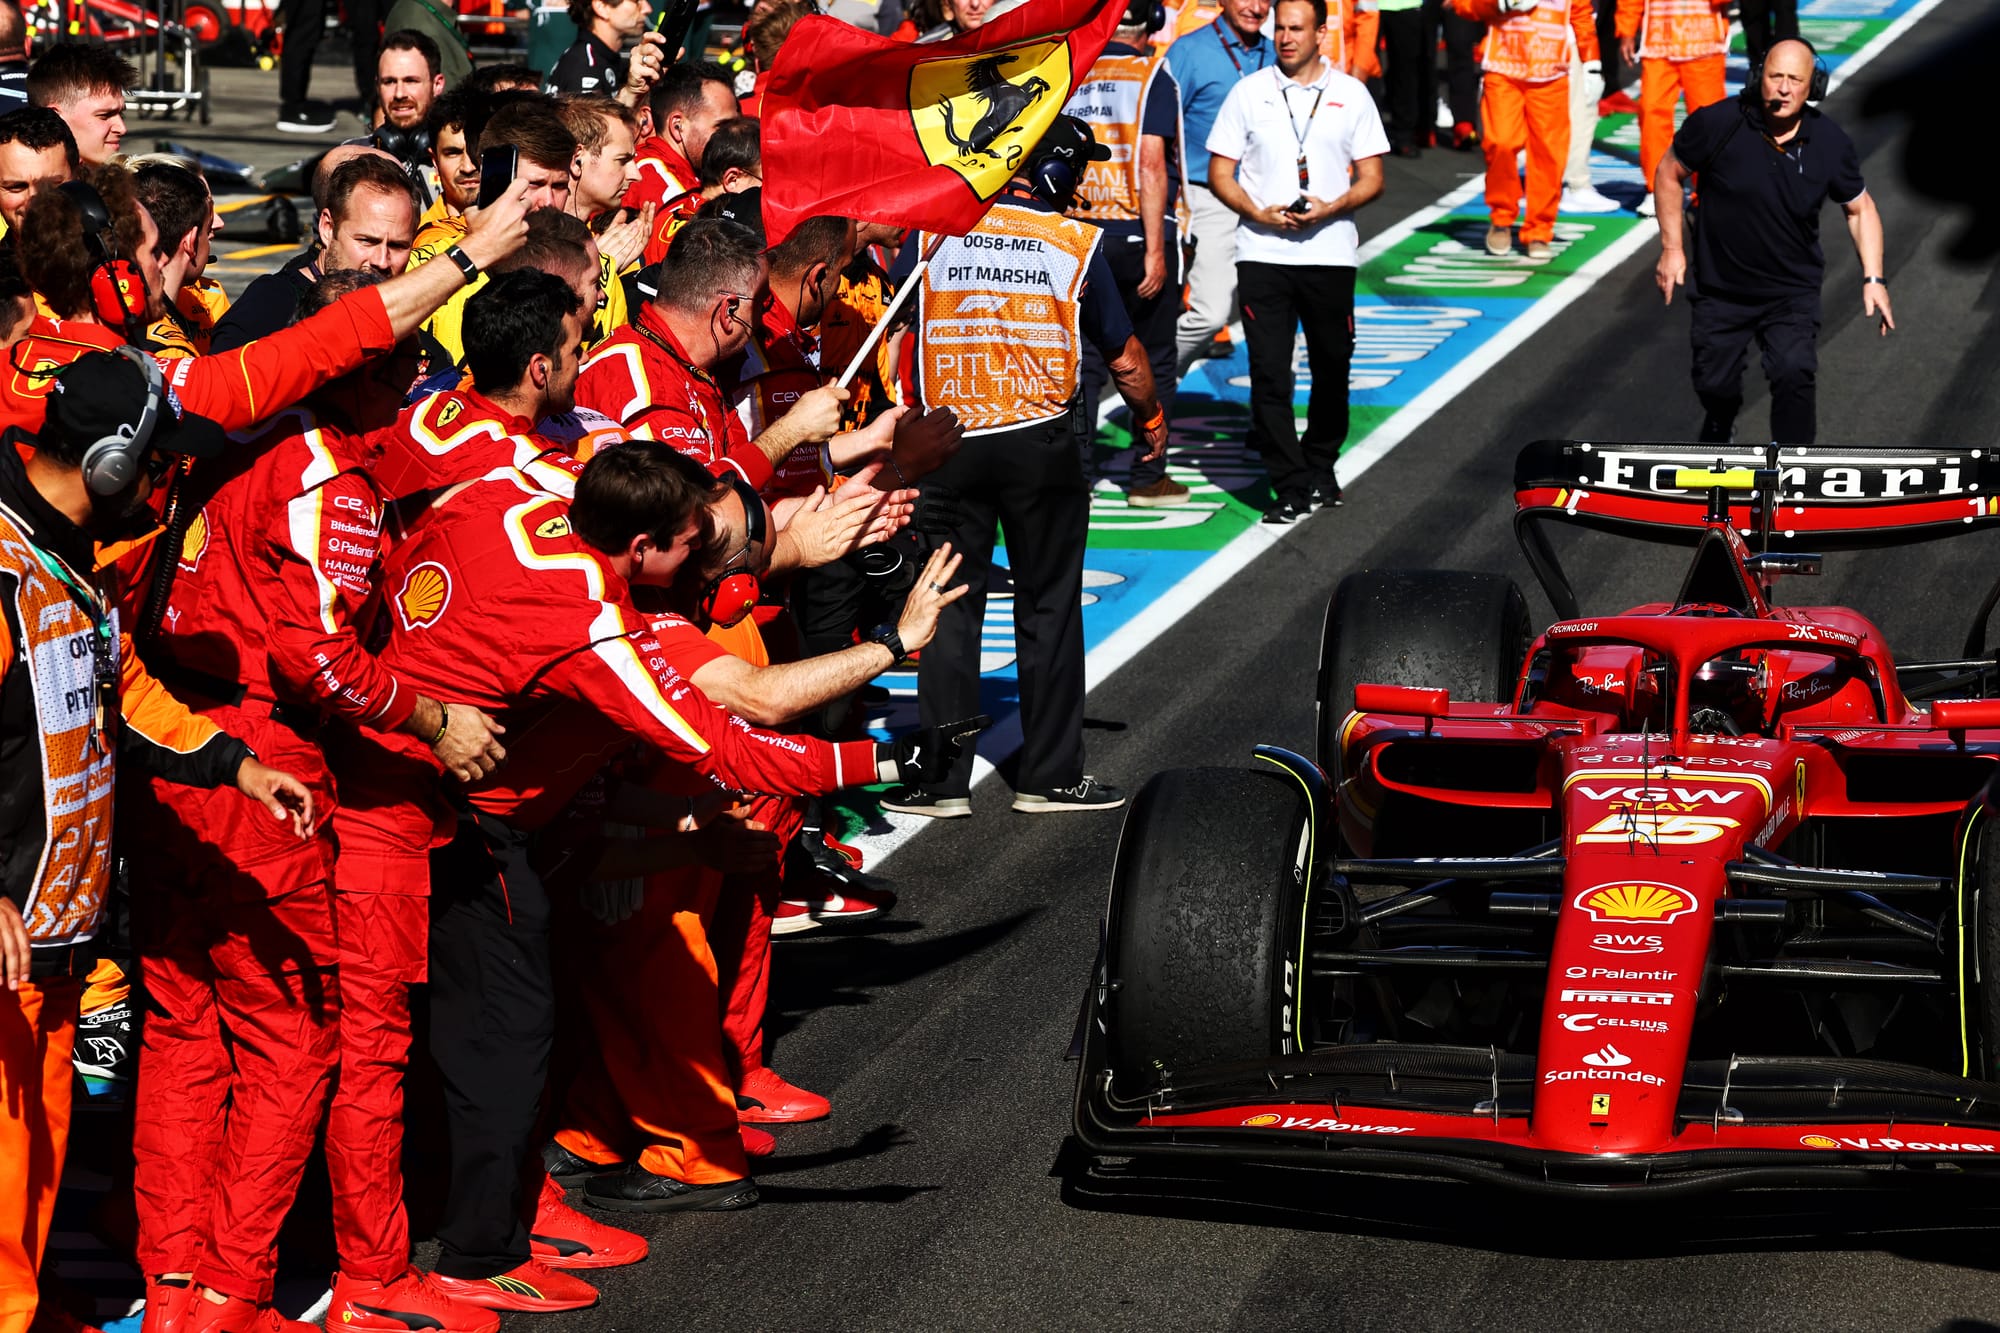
[1558,989,1674,1005]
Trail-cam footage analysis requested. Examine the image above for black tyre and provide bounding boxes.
[1105,766,1308,1096]
[1952,779,2000,1080]
[1316,568,1532,774]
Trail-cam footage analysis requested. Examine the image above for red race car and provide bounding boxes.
[1075,440,2000,1195]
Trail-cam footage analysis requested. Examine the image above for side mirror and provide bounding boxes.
[1931,700,2000,746]
[1354,683,1450,721]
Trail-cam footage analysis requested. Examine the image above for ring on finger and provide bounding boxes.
[929,581,946,594]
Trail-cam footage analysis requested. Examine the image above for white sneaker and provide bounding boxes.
[1560,184,1622,214]
[1636,194,1658,218]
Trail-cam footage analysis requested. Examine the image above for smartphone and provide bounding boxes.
[654,0,700,61]
[476,145,517,210]
[1286,196,1312,215]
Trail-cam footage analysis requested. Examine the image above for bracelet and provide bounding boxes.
[1138,407,1165,433]
[429,702,451,747]
[443,244,481,283]
[889,458,909,486]
[1862,275,1887,286]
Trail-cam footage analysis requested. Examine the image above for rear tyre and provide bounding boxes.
[1952,780,2000,1080]
[1105,766,1308,1096]
[1316,568,1532,774]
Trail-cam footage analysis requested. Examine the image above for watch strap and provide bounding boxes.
[871,625,906,662]
[444,244,481,282]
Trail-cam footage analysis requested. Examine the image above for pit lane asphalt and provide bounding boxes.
[492,11,2000,1328]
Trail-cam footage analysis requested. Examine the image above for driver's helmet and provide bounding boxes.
[1689,650,1766,735]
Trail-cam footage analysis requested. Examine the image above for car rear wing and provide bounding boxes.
[1513,441,2000,651]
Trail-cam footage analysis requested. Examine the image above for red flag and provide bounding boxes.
[760,0,1126,245]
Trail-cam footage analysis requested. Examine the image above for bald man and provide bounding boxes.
[1653,37,1892,446]
[0,3,26,109]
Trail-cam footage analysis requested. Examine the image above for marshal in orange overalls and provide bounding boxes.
[1452,0,1600,246]
[1616,0,1730,197]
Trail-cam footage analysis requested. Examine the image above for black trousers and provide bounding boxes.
[1381,5,1437,150]
[915,415,1089,797]
[278,0,323,108]
[1434,0,1482,130]
[1740,0,1799,71]
[428,809,552,1279]
[1238,261,1356,507]
[348,0,382,103]
[1689,287,1820,445]
[1078,229,1180,488]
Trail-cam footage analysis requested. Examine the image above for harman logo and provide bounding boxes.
[1574,881,1697,924]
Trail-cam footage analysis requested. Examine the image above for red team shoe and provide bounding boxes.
[181,1293,315,1333]
[737,1066,831,1123]
[531,1175,649,1269]
[429,1261,598,1313]
[741,1124,776,1157]
[328,1270,500,1333]
[772,874,895,936]
[139,1278,195,1333]
[820,829,865,870]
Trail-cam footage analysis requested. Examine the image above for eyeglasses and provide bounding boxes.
[143,449,176,483]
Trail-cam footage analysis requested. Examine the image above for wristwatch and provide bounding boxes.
[868,624,906,664]
[443,244,481,283]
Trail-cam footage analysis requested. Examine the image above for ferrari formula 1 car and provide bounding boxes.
[1074,440,2000,1195]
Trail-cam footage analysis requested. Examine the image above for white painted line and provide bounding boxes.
[854,0,1938,873]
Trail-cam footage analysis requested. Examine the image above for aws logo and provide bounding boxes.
[911,44,1073,198]
[394,561,452,630]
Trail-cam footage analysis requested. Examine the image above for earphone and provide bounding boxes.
[58,181,149,342]
[697,472,766,628]
[1127,0,1165,33]
[1742,37,1829,106]
[1028,155,1081,212]
[65,344,164,497]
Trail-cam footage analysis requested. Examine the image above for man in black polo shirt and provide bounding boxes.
[1652,37,1893,445]
[546,0,645,95]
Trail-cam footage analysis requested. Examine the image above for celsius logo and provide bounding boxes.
[1581,1044,1631,1068]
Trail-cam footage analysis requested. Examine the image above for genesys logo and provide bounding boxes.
[1797,1133,1999,1153]
[1560,1012,1669,1034]
[1239,1113,1415,1135]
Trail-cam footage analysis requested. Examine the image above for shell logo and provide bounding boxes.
[1799,1134,1842,1149]
[1241,1113,1283,1127]
[395,561,452,631]
[178,510,207,570]
[1575,881,1697,924]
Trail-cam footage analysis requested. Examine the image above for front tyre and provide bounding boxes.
[1103,766,1308,1098]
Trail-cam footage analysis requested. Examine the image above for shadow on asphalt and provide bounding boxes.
[752,1123,913,1176]
[1052,1143,2000,1271]
[766,910,1040,1046]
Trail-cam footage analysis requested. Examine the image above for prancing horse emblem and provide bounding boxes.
[939,54,1052,161]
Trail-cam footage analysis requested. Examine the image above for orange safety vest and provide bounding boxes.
[1065,52,1168,225]
[1472,0,1587,83]
[1154,0,1221,50]
[917,200,1102,437]
[1615,0,1729,61]
[0,506,116,949]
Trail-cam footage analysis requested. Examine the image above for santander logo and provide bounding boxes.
[1581,1044,1632,1068]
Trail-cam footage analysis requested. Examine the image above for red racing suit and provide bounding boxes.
[370,469,879,826]
[624,135,697,213]
[733,295,835,501]
[372,385,581,517]
[0,287,397,436]
[574,302,782,491]
[127,407,406,1303]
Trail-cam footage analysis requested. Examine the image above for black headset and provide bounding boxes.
[1126,0,1166,33]
[1742,36,1829,106]
[68,345,165,497]
[59,180,151,348]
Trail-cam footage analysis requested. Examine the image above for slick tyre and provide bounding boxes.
[1953,780,2000,1079]
[1317,569,1532,774]
[1105,766,1307,1098]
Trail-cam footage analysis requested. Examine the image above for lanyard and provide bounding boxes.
[28,542,114,750]
[1282,75,1327,193]
[1215,25,1266,75]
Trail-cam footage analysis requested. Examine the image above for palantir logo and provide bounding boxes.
[1581,1044,1631,1068]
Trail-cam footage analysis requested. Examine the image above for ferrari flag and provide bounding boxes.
[760,0,1127,244]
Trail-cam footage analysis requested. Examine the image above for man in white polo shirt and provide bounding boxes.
[1206,0,1387,523]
